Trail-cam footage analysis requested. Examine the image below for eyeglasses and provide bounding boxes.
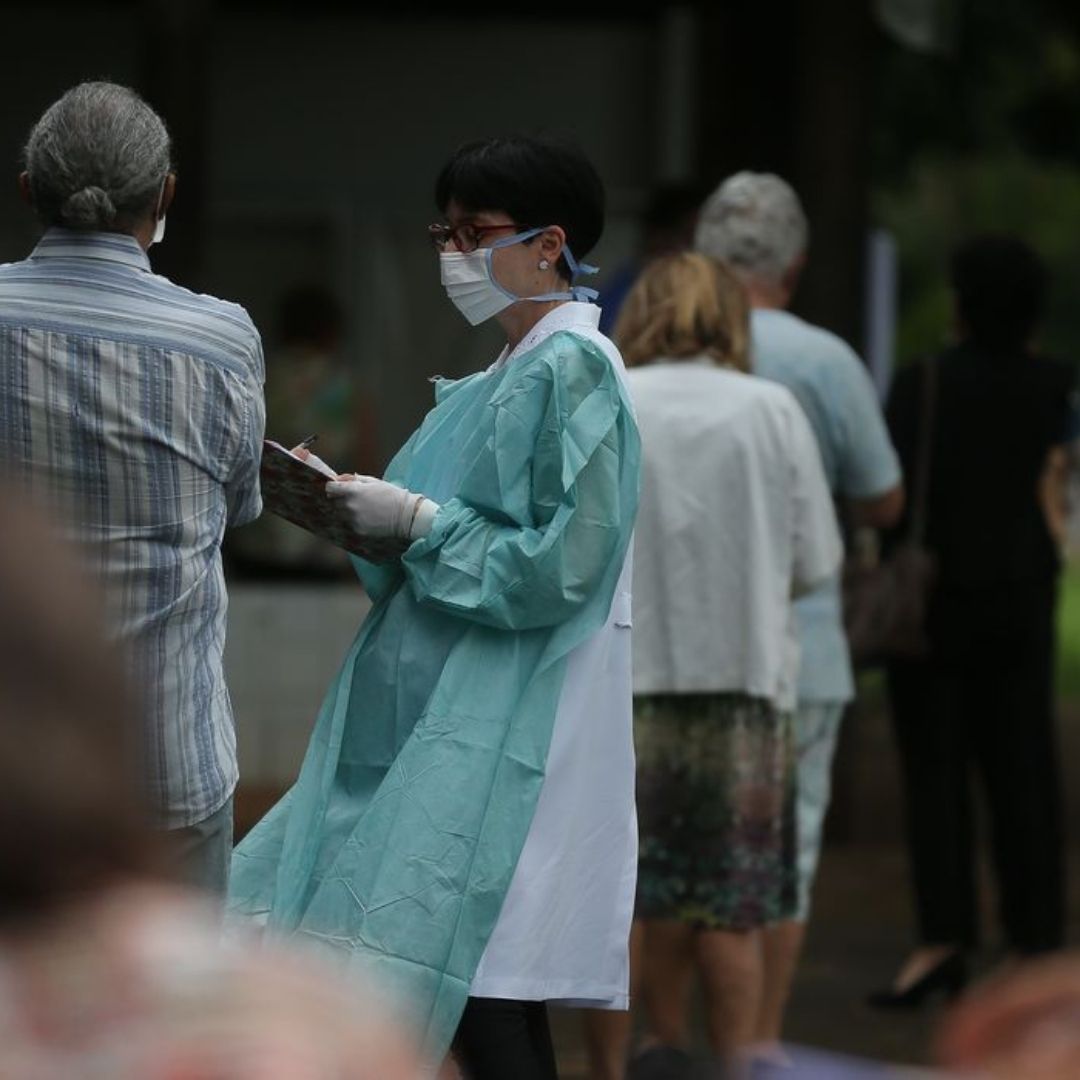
[427,221,531,253]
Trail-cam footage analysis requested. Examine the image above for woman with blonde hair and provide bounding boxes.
[585,253,841,1078]
[617,250,751,372]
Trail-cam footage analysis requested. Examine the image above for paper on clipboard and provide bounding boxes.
[258,440,409,562]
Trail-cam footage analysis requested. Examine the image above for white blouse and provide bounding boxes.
[627,359,841,712]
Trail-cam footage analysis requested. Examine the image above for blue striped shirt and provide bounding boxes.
[0,229,265,828]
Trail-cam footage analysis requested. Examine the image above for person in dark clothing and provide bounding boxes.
[869,234,1076,1008]
[596,181,708,337]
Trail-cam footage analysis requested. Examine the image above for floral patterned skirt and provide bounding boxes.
[634,693,797,931]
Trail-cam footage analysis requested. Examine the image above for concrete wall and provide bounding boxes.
[225,582,370,788]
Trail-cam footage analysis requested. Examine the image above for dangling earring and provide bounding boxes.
[538,259,550,270]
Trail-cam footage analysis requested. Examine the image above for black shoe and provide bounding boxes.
[866,951,968,1009]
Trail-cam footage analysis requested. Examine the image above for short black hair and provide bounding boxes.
[434,133,605,281]
[950,233,1047,353]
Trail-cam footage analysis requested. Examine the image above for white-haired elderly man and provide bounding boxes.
[695,173,904,1048]
[0,82,266,894]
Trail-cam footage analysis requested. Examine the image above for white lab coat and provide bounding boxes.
[469,303,636,1008]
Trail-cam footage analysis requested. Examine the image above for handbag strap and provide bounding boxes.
[908,357,938,545]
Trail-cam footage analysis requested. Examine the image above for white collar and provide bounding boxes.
[491,302,601,371]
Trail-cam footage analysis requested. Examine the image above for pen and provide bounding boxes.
[297,433,319,450]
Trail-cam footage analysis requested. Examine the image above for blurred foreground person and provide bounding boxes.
[584,253,841,1078]
[230,134,640,1078]
[695,172,903,1043]
[871,235,1074,1007]
[0,82,265,891]
[938,950,1080,1078]
[0,501,420,1080]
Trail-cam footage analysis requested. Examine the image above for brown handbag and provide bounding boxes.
[842,359,938,668]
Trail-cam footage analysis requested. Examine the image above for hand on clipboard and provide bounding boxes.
[258,437,409,563]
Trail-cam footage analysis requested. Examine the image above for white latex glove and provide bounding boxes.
[325,476,438,540]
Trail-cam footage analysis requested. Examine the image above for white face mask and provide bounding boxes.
[439,248,513,326]
[438,226,600,326]
[149,177,167,247]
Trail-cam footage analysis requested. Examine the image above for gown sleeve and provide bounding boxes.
[401,333,637,631]
[346,426,425,604]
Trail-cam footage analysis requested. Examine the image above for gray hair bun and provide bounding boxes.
[24,82,171,232]
[60,186,117,229]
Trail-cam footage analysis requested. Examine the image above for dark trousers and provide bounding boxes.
[886,584,1064,953]
[162,795,234,895]
[452,997,558,1080]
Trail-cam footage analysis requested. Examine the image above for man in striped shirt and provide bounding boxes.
[0,82,265,893]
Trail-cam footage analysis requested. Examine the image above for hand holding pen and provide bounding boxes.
[290,434,340,479]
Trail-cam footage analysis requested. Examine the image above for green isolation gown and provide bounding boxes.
[228,322,640,1063]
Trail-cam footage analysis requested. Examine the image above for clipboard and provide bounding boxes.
[258,440,410,562]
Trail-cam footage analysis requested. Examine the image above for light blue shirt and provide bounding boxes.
[752,308,901,703]
[0,229,265,827]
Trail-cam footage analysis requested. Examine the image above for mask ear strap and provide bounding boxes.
[486,228,602,304]
[561,244,599,282]
[149,175,169,246]
[485,227,545,301]
[559,243,600,302]
[568,284,600,301]
[533,228,600,286]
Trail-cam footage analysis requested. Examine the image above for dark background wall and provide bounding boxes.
[0,2,871,465]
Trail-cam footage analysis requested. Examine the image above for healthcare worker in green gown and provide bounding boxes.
[229,134,641,1080]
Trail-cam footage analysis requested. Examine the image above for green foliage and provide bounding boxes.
[873,0,1080,184]
[871,2,1080,369]
[1057,559,1080,701]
